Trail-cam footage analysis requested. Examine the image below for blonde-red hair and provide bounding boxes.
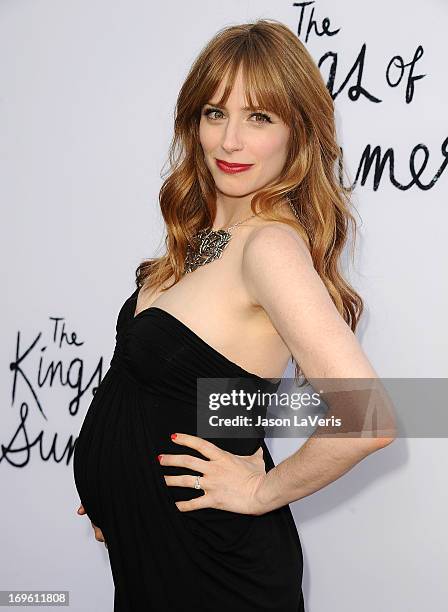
[135,19,363,382]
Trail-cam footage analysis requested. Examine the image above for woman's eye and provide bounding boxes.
[252,112,272,124]
[203,108,272,124]
[204,109,224,120]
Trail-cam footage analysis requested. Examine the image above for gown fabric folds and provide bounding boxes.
[73,287,305,611]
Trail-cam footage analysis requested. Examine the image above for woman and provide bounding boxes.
[74,19,395,611]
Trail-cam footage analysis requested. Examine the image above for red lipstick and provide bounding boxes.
[215,159,254,174]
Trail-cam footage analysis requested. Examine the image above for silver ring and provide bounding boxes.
[193,475,202,490]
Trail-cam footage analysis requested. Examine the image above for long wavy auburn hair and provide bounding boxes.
[135,18,363,382]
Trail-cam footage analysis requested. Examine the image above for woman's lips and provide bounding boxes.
[215,159,254,174]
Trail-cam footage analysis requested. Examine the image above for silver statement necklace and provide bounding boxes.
[184,213,257,274]
[183,199,300,274]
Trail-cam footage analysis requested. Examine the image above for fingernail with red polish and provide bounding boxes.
[170,433,177,440]
[157,454,162,462]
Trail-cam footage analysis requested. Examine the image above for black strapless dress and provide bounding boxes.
[73,287,305,611]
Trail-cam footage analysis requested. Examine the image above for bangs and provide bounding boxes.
[199,43,292,125]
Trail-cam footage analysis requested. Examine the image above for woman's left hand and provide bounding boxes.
[158,432,268,516]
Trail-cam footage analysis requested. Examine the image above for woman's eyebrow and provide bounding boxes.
[204,101,267,111]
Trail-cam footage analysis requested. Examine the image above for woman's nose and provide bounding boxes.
[220,119,245,151]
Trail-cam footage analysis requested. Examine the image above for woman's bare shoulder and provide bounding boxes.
[244,219,313,265]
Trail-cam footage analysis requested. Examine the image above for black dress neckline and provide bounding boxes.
[130,288,280,386]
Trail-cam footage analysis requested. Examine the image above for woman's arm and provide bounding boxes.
[241,224,396,514]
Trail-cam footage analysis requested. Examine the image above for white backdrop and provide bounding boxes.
[1,1,447,610]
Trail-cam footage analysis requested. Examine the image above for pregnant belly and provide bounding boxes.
[72,366,207,528]
[73,367,127,527]
[73,365,279,564]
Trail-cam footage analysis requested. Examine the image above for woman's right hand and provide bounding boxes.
[77,504,107,547]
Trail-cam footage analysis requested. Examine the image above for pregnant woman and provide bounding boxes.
[73,19,395,611]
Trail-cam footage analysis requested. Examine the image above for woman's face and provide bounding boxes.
[199,66,290,199]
